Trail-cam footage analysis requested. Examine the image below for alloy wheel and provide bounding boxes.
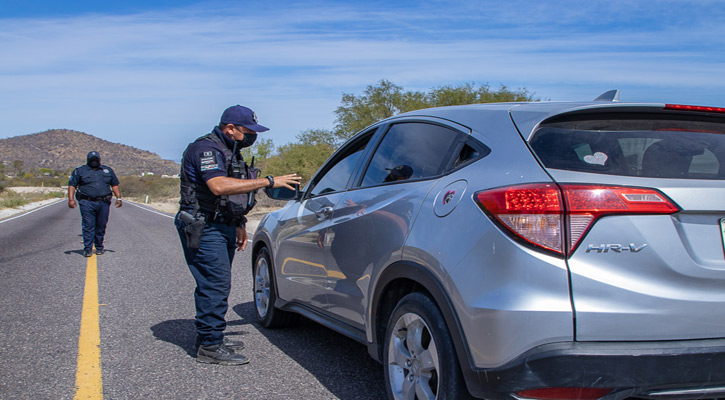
[387,312,440,400]
[254,257,271,319]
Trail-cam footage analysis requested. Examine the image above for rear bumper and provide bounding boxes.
[465,338,725,399]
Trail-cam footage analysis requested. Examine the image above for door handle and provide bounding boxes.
[315,206,334,221]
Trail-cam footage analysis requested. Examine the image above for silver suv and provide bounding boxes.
[252,91,725,400]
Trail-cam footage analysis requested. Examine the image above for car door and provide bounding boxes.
[323,121,472,327]
[273,132,373,310]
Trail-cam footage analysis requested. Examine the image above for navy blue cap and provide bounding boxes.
[220,105,269,132]
[87,151,100,161]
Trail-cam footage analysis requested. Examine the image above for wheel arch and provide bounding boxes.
[251,233,273,272]
[368,261,476,386]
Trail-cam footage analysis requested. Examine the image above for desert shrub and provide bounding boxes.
[0,190,64,208]
[119,175,179,201]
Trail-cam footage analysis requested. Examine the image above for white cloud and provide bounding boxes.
[1,0,723,160]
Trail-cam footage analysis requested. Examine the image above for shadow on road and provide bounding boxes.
[63,249,117,256]
[231,301,387,400]
[150,317,254,358]
[150,318,197,357]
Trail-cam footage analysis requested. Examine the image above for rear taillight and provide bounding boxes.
[475,184,680,256]
[516,387,612,400]
[665,104,725,113]
[475,184,564,253]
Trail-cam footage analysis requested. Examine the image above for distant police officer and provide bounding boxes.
[175,105,300,365]
[68,151,122,257]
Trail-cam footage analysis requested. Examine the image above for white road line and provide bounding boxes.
[0,199,66,224]
[128,201,254,243]
[127,201,175,219]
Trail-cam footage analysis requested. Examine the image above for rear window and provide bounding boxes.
[529,113,725,180]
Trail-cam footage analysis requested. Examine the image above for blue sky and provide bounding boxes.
[1,0,724,162]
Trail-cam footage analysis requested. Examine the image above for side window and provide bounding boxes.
[308,135,371,197]
[452,143,482,169]
[361,122,461,187]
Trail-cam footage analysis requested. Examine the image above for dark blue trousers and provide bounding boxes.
[78,199,111,252]
[175,214,237,346]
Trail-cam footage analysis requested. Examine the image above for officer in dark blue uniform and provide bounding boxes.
[68,151,122,257]
[176,105,300,365]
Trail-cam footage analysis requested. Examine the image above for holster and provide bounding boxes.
[179,211,206,250]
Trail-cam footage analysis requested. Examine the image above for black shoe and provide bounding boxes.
[196,344,249,365]
[83,250,92,257]
[195,336,245,350]
[95,248,105,255]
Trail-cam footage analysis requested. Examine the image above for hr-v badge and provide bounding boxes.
[434,180,467,217]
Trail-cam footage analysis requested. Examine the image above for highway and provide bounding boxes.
[0,200,386,399]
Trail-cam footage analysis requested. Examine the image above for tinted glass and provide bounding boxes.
[309,137,369,197]
[453,143,484,169]
[530,115,725,179]
[361,122,461,187]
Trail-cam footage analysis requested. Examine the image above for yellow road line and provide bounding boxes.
[74,252,103,399]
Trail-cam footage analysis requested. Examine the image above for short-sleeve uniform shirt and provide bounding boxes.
[69,165,120,197]
[181,128,233,186]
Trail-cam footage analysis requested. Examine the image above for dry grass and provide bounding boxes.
[0,187,65,209]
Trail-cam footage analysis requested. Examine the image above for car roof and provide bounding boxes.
[389,100,670,139]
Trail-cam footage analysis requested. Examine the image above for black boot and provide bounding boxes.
[196,343,249,365]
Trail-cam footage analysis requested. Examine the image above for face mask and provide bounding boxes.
[237,133,257,148]
[88,158,100,168]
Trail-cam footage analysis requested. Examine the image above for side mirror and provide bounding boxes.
[264,184,300,201]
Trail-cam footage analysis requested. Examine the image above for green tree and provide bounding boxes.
[428,83,534,106]
[12,160,24,177]
[334,80,408,140]
[333,79,537,141]
[264,142,334,184]
[297,128,338,148]
[240,137,275,169]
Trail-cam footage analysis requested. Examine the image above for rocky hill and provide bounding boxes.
[0,129,179,176]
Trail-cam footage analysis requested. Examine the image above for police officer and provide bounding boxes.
[68,151,122,257]
[175,105,300,365]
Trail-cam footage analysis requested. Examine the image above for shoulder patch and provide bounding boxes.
[199,151,220,171]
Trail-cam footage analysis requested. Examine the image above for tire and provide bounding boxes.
[384,292,472,400]
[253,247,296,328]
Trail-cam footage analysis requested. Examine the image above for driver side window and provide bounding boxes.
[308,134,372,197]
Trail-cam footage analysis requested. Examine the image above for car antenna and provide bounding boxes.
[594,89,620,102]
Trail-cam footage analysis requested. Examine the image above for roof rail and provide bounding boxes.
[594,89,620,102]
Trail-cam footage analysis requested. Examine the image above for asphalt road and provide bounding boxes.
[0,200,386,400]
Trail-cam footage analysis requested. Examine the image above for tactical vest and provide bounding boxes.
[179,132,258,225]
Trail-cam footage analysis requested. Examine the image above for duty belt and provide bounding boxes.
[201,212,245,227]
[76,193,112,202]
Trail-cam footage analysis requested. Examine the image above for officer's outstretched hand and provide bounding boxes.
[68,199,77,208]
[115,199,123,208]
[274,173,302,190]
[236,227,248,252]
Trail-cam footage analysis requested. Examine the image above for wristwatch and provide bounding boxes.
[266,175,274,188]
